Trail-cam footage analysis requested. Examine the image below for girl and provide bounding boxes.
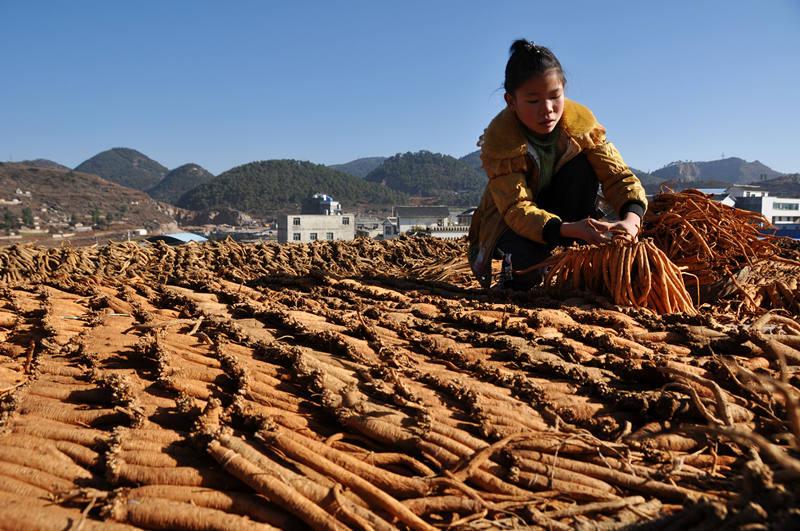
[468,40,648,289]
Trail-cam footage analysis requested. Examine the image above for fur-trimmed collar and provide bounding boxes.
[478,99,606,178]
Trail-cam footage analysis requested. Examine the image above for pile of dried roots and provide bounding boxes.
[1,237,800,527]
[642,189,777,291]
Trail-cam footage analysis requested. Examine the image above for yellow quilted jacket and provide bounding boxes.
[467,99,648,280]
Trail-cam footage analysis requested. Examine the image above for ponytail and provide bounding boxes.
[504,39,565,94]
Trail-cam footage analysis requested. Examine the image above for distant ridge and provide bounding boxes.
[147,163,214,204]
[75,148,168,191]
[329,157,386,178]
[651,157,782,185]
[18,159,71,171]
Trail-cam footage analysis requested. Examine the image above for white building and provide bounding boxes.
[382,217,399,239]
[277,214,355,243]
[735,195,800,225]
[302,193,342,215]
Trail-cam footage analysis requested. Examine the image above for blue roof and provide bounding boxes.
[696,188,728,195]
[147,232,208,244]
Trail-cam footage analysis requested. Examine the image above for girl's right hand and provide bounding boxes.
[560,218,614,244]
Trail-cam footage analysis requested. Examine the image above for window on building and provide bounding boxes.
[293,217,301,226]
[326,232,334,241]
[292,233,301,241]
[309,233,317,241]
[775,202,800,211]
[342,217,350,225]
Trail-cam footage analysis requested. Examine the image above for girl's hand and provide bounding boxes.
[560,218,614,244]
[607,212,642,242]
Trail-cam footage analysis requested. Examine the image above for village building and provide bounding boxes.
[277,214,354,243]
[276,193,355,243]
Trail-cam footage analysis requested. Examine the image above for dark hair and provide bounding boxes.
[504,40,565,94]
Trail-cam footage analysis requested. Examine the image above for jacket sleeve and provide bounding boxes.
[584,139,648,218]
[486,171,563,245]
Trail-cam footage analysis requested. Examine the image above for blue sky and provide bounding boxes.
[1,1,798,175]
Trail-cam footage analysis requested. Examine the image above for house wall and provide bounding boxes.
[277,214,355,243]
[397,216,446,233]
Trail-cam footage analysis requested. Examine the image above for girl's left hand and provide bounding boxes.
[608,212,641,241]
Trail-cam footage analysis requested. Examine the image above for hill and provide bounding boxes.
[176,159,408,217]
[365,150,485,206]
[75,147,168,191]
[147,163,215,204]
[329,157,386,178]
[749,173,800,198]
[17,159,71,171]
[0,163,176,231]
[651,157,782,185]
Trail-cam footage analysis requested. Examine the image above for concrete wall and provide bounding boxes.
[425,227,469,239]
[277,214,355,243]
[397,216,446,234]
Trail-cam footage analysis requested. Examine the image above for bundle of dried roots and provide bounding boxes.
[531,237,697,315]
[642,189,777,293]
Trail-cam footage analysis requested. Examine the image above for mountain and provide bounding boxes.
[75,148,168,191]
[147,163,214,204]
[364,151,485,206]
[651,157,783,185]
[176,159,408,217]
[17,159,71,171]
[459,150,482,171]
[0,163,176,230]
[329,157,386,178]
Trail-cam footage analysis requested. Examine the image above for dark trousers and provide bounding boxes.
[495,153,600,290]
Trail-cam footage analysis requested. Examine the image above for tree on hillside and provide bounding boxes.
[22,207,34,227]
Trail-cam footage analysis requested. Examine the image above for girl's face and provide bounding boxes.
[504,69,565,137]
